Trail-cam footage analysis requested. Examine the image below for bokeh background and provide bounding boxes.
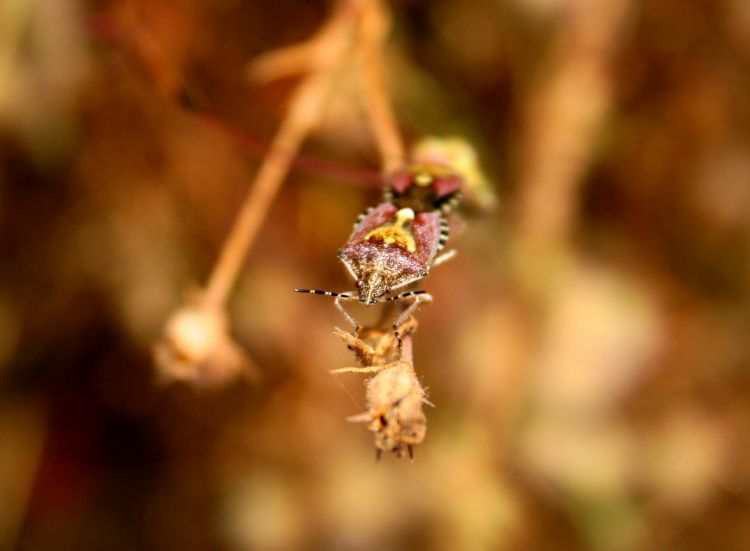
[2,0,750,549]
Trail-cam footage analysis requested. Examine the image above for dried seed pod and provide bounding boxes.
[333,320,427,458]
[153,295,256,388]
[347,360,427,458]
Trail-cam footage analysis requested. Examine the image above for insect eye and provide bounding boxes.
[355,280,361,288]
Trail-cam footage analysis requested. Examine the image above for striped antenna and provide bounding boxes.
[294,289,355,298]
[383,290,427,301]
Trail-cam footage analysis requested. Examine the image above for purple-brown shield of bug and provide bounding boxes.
[390,169,413,194]
[348,203,398,242]
[412,211,441,266]
[386,164,464,212]
[338,204,442,303]
[432,173,462,199]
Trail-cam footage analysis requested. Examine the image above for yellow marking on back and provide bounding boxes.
[364,208,416,252]
[414,172,433,186]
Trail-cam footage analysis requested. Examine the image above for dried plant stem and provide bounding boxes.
[400,333,414,362]
[203,3,356,308]
[204,0,405,308]
[335,2,427,458]
[496,0,631,450]
[333,320,427,457]
[154,3,362,385]
[357,0,405,173]
[514,0,629,265]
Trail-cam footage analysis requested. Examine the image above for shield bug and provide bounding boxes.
[409,137,497,213]
[295,201,453,344]
[384,163,464,214]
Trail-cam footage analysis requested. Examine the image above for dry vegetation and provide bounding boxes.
[1,0,750,550]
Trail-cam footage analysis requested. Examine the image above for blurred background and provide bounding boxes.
[2,0,750,549]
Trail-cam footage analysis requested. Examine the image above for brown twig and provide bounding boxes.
[333,320,427,459]
[205,2,357,308]
[326,1,433,459]
[356,0,405,173]
[514,0,630,276]
[154,2,360,385]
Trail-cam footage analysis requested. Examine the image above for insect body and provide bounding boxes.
[340,203,439,303]
[384,163,464,214]
[295,200,453,343]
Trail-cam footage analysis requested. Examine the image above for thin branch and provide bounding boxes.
[204,2,356,308]
[331,2,427,458]
[514,0,630,265]
[155,2,359,385]
[356,0,405,173]
[333,320,427,458]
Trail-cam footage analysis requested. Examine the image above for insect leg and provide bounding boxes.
[385,291,433,347]
[334,295,362,334]
[294,288,361,333]
[432,249,456,267]
[436,216,450,252]
[439,192,462,214]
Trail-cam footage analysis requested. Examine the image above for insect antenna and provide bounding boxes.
[294,289,354,298]
[382,290,428,301]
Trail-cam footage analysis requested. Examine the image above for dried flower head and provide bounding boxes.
[153,294,255,388]
[332,319,428,459]
[347,360,427,459]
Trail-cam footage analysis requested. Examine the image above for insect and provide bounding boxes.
[295,171,456,344]
[384,163,464,214]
